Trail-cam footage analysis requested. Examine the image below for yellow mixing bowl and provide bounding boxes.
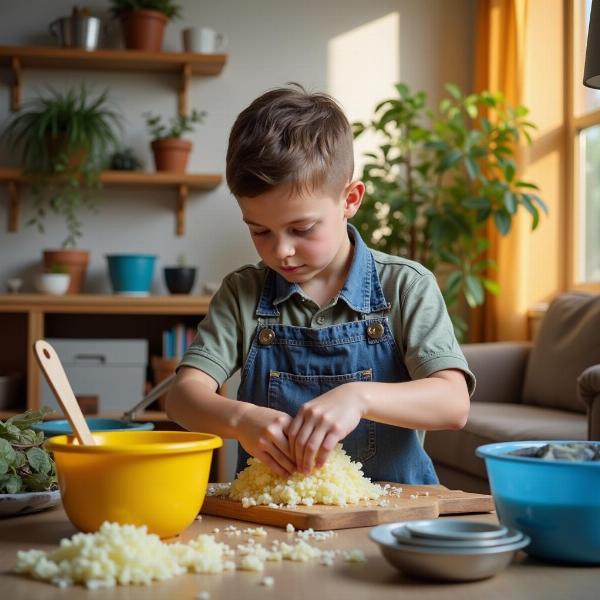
[45,430,223,539]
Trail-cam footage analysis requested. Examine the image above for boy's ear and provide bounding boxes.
[343,181,365,219]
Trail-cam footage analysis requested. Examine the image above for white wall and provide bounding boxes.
[0,0,474,292]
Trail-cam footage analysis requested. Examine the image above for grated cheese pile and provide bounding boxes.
[15,521,234,590]
[15,520,367,588]
[227,444,384,507]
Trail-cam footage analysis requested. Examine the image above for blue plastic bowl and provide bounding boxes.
[106,254,156,295]
[33,418,154,438]
[476,441,600,564]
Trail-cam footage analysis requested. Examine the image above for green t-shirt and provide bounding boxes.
[179,249,476,395]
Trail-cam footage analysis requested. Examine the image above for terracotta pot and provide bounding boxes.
[120,9,168,52]
[43,249,90,294]
[151,139,192,172]
[46,134,88,170]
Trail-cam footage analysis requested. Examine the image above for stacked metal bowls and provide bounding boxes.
[369,519,530,581]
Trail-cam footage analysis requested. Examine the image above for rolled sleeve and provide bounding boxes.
[400,272,476,395]
[178,275,243,386]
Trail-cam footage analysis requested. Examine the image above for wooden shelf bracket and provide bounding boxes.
[177,184,188,235]
[179,63,191,117]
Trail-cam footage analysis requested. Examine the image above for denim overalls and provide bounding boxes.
[236,227,439,484]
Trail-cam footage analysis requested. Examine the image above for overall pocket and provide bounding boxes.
[267,368,376,463]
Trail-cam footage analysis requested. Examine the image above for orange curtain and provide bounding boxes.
[471,0,529,341]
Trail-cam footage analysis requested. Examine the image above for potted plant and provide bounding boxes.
[163,253,196,294]
[352,83,548,340]
[109,0,182,52]
[144,108,205,172]
[34,263,71,296]
[4,85,122,293]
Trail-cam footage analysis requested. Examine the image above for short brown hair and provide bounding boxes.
[226,83,354,198]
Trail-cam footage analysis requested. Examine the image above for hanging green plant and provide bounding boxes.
[4,84,123,248]
[352,83,548,340]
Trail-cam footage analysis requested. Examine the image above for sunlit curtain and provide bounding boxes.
[470,0,529,341]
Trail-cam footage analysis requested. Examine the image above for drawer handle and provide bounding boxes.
[73,354,107,364]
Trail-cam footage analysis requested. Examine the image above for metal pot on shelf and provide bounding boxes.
[49,8,103,51]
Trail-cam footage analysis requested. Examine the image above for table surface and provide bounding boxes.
[1,504,597,600]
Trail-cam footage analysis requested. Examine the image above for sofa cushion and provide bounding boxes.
[523,292,600,413]
[425,402,587,480]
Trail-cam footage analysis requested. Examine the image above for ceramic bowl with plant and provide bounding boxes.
[163,253,196,294]
[144,108,205,172]
[0,408,61,517]
[34,263,71,296]
[109,0,182,51]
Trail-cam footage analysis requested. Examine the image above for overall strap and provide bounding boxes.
[255,269,281,324]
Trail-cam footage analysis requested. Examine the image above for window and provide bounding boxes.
[573,0,600,286]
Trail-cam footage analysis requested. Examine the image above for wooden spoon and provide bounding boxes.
[34,340,95,445]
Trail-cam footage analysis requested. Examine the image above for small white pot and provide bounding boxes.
[35,273,71,295]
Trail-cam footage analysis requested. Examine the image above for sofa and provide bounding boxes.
[424,292,600,494]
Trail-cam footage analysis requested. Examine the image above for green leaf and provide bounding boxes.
[521,194,540,229]
[482,278,502,295]
[504,161,516,182]
[395,82,410,99]
[1,474,22,494]
[462,196,490,209]
[465,103,478,119]
[445,271,463,295]
[446,83,462,99]
[22,472,55,492]
[494,210,512,235]
[437,149,462,171]
[464,157,479,179]
[27,447,51,474]
[0,439,16,468]
[531,194,549,214]
[503,190,517,214]
[6,408,51,431]
[515,180,539,190]
[465,275,485,307]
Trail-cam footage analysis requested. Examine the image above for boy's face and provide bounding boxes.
[237,181,364,284]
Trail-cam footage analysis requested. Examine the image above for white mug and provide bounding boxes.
[182,27,227,53]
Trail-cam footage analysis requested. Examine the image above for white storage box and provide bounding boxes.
[41,339,148,413]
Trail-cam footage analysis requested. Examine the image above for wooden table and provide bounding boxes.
[1,505,598,599]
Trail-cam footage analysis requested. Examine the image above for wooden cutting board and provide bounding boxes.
[200,483,494,531]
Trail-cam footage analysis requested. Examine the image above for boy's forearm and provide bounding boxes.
[352,373,470,431]
[165,380,250,440]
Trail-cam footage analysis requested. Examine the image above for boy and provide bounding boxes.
[166,84,474,484]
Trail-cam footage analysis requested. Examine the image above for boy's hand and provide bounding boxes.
[236,404,295,477]
[285,384,364,475]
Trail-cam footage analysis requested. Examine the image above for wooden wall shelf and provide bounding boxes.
[0,293,211,416]
[0,46,227,115]
[0,168,222,236]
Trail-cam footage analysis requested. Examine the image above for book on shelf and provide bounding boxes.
[162,323,196,359]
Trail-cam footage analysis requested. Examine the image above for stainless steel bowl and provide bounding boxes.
[370,523,530,582]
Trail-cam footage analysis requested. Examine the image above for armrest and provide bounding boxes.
[461,342,532,404]
[578,365,600,441]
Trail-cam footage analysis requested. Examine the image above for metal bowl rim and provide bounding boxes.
[404,519,509,540]
[391,524,524,549]
[370,524,530,556]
